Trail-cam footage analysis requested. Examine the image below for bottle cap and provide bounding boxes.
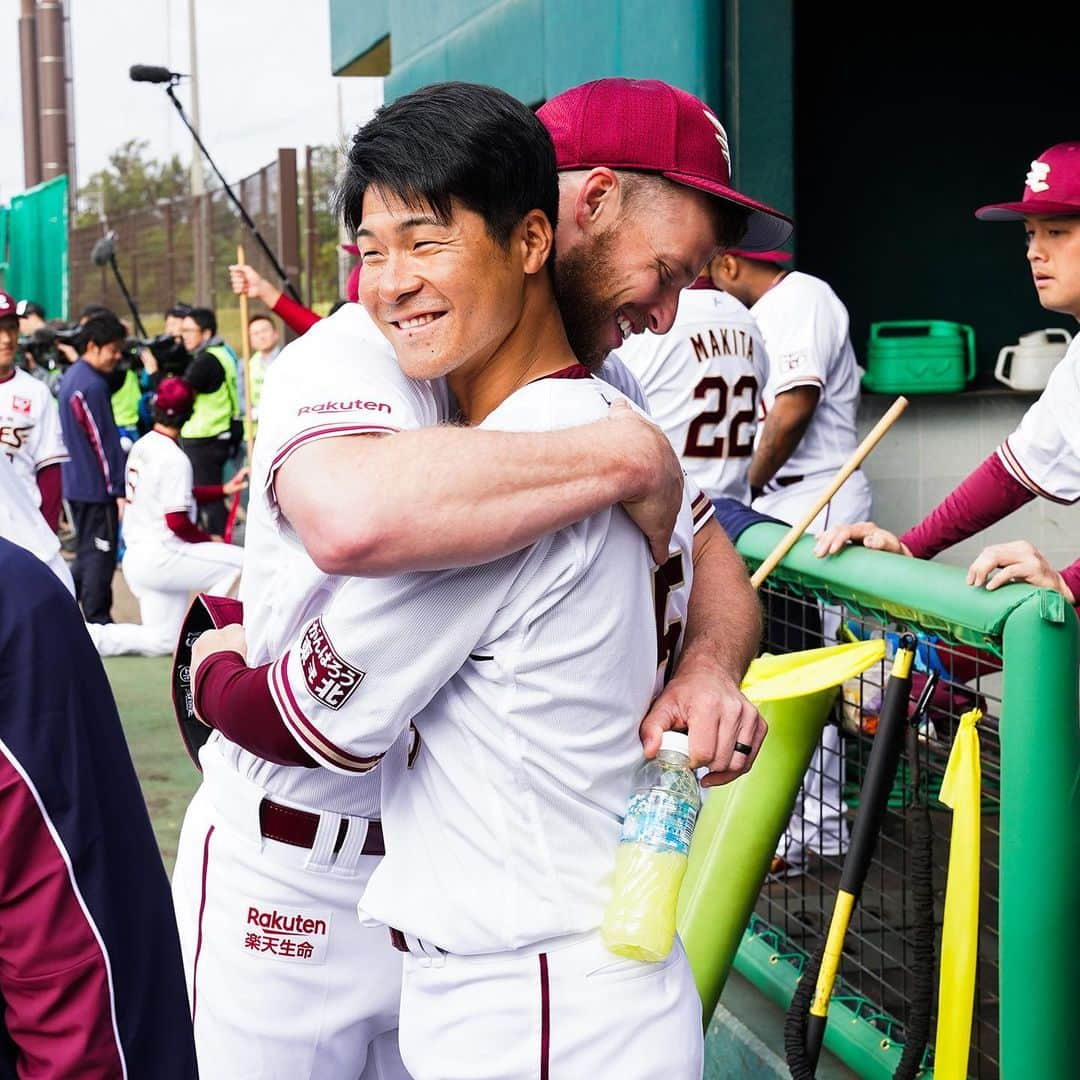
[659,731,690,757]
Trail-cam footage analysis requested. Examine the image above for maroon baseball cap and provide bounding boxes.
[154,376,196,420]
[0,291,17,320]
[539,78,793,252]
[727,249,793,265]
[976,142,1080,221]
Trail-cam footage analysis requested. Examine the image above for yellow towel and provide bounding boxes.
[933,708,982,1080]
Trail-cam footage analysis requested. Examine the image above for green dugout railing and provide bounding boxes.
[701,524,1079,1079]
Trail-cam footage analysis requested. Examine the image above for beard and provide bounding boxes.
[552,227,622,372]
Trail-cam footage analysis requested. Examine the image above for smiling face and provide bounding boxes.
[356,186,532,383]
[248,316,279,354]
[1025,216,1080,319]
[553,174,723,368]
[0,318,18,377]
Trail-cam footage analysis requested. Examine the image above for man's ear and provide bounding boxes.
[573,168,620,233]
[520,209,554,275]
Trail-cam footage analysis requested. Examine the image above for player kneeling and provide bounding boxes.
[192,82,714,1079]
[87,377,246,656]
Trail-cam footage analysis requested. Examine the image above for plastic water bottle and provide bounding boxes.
[601,731,702,961]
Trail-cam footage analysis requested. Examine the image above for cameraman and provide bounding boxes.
[178,307,241,535]
[57,311,128,624]
[0,291,68,534]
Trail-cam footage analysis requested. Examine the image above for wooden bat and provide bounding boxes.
[749,396,908,590]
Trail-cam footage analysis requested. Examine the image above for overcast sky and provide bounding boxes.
[0,0,384,203]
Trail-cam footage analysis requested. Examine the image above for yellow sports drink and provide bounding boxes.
[602,731,701,961]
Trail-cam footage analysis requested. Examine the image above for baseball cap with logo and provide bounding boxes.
[539,78,793,252]
[727,249,793,265]
[975,142,1080,220]
[153,376,196,422]
[0,291,17,321]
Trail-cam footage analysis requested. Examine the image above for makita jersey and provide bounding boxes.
[220,303,441,818]
[751,271,861,479]
[998,335,1080,503]
[0,366,67,508]
[615,286,770,501]
[268,372,712,954]
[121,430,197,551]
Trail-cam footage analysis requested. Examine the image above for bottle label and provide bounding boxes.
[619,791,698,855]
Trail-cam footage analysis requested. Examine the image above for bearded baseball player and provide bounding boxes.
[614,258,771,502]
[171,78,787,1079]
[0,291,68,528]
[191,80,714,1080]
[85,377,246,657]
[817,141,1080,604]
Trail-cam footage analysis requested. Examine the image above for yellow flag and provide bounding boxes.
[934,708,982,1080]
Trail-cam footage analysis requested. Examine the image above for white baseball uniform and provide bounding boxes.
[0,455,74,593]
[267,370,709,1080]
[172,306,437,1080]
[0,366,68,509]
[748,270,872,871]
[615,284,770,502]
[997,334,1080,502]
[86,430,244,657]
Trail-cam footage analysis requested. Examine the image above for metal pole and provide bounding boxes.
[35,0,68,181]
[18,0,42,188]
[304,145,315,309]
[188,0,209,306]
[277,148,300,341]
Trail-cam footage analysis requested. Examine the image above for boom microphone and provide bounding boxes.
[90,231,117,268]
[129,64,182,84]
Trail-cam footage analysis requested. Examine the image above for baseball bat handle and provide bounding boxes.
[749,396,908,590]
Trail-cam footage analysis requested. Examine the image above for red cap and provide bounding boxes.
[0,292,16,320]
[727,249,793,265]
[539,78,793,252]
[976,142,1080,220]
[154,376,196,420]
[340,242,360,256]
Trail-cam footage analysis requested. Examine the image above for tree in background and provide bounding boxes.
[75,139,189,226]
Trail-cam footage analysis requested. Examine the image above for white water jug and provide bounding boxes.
[995,328,1072,391]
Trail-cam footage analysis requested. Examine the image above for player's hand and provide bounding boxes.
[966,540,1075,601]
[224,467,250,496]
[611,400,683,564]
[190,624,248,719]
[640,662,767,787]
[229,263,265,299]
[814,520,912,558]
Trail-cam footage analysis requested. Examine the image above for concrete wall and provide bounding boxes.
[857,391,1073,572]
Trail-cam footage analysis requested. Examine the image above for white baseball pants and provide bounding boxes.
[397,931,703,1080]
[171,742,408,1080]
[88,541,243,656]
[754,468,873,870]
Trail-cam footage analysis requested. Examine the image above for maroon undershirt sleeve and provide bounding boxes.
[193,483,226,504]
[900,452,1035,560]
[193,651,316,768]
[1057,559,1080,612]
[272,293,322,336]
[165,511,215,545]
[36,463,63,532]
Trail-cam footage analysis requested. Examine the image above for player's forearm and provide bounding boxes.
[287,422,657,576]
[676,517,761,683]
[748,405,813,490]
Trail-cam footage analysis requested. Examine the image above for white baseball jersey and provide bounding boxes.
[267,372,712,955]
[998,334,1080,503]
[0,455,63,568]
[0,367,67,508]
[751,271,861,481]
[615,285,770,501]
[120,430,198,551]
[222,303,441,818]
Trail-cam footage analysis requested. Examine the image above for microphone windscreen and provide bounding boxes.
[129,64,173,84]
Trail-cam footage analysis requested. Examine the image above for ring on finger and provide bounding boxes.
[733,741,753,756]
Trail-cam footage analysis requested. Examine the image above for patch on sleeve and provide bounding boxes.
[299,618,366,710]
[779,350,809,374]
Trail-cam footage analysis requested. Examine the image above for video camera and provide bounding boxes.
[18,324,81,374]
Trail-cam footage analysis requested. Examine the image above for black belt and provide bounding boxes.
[774,474,805,488]
[258,798,384,856]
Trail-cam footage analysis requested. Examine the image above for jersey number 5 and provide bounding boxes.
[653,552,685,685]
[683,374,758,459]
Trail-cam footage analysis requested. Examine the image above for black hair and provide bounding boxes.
[79,311,127,349]
[185,307,217,336]
[167,302,193,319]
[335,81,558,251]
[248,312,275,328]
[16,300,45,319]
[328,299,348,316]
[79,303,115,323]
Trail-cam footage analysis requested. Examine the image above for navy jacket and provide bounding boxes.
[0,539,198,1078]
[57,359,127,502]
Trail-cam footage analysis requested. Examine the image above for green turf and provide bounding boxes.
[103,655,200,873]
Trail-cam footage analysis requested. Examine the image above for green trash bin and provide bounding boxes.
[862,319,976,394]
